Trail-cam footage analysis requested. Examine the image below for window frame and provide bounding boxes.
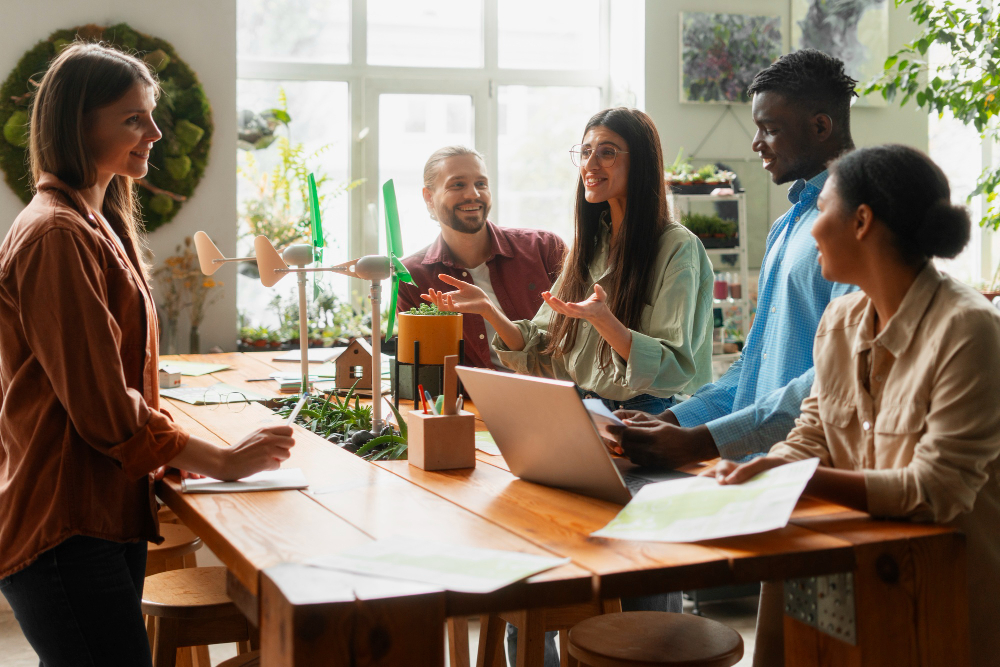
[237,0,612,298]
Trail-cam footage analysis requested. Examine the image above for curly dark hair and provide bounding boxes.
[747,49,858,137]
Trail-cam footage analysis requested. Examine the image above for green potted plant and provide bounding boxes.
[681,212,739,248]
[664,149,737,195]
[397,303,463,365]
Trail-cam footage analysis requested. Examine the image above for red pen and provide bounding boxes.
[418,383,429,414]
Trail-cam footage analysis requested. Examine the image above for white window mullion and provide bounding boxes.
[483,0,500,225]
[599,0,611,107]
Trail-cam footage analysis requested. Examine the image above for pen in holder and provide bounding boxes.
[407,355,475,471]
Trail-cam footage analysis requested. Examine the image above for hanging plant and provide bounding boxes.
[0,22,213,233]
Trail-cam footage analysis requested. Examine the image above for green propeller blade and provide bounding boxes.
[382,179,409,341]
[308,173,324,263]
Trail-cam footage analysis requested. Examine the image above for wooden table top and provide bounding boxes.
[157,351,955,617]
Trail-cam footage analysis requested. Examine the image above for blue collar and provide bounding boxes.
[787,170,829,206]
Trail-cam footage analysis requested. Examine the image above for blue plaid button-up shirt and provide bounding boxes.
[671,170,857,460]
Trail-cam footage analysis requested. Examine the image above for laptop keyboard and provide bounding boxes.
[623,474,650,495]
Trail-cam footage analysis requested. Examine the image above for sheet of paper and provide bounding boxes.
[583,398,625,441]
[307,536,570,594]
[158,360,231,376]
[592,458,820,543]
[273,348,342,363]
[182,468,309,493]
[160,382,271,405]
[474,431,501,456]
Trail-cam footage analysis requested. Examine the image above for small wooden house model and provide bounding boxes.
[335,338,373,391]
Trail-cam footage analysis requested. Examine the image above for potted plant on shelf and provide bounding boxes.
[664,149,737,195]
[397,303,463,365]
[681,213,739,248]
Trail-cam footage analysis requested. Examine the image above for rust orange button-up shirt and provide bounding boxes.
[0,174,189,579]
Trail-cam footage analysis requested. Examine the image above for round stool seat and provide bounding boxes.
[568,611,743,667]
[142,566,240,620]
[148,524,202,561]
[218,650,260,667]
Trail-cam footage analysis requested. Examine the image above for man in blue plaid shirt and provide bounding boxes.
[611,50,859,468]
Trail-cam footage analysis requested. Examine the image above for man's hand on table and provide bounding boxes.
[606,409,720,469]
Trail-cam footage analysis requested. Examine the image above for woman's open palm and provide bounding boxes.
[542,284,610,322]
[422,273,493,316]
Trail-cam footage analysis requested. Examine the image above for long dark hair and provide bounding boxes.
[543,108,671,366]
[829,144,970,263]
[29,42,158,275]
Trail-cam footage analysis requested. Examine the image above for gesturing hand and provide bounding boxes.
[542,284,611,323]
[221,424,295,481]
[422,273,494,317]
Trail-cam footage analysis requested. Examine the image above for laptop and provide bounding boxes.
[456,366,689,504]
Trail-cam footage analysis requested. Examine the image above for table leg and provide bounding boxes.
[448,617,471,667]
[475,614,507,667]
[784,532,969,666]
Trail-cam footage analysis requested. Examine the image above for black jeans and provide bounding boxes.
[0,535,151,667]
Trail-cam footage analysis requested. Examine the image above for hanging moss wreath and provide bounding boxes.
[0,23,213,233]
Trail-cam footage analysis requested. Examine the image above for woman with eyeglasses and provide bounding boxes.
[424,107,714,418]
[0,43,293,666]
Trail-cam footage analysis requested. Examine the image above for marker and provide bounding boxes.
[424,390,437,415]
[434,394,444,416]
[418,384,429,414]
[286,394,308,425]
[456,396,464,412]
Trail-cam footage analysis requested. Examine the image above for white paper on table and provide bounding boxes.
[583,398,625,442]
[307,536,570,594]
[592,458,820,543]
[273,348,342,363]
[181,468,309,494]
[474,431,501,456]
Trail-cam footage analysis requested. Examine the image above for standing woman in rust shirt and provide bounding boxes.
[0,43,294,666]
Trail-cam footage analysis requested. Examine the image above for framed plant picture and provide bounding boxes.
[791,0,889,107]
[680,12,782,104]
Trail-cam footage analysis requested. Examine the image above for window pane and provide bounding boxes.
[237,0,350,63]
[497,86,601,241]
[368,0,482,68]
[378,94,474,257]
[237,80,350,327]
[498,0,599,70]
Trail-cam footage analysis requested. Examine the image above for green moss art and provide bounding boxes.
[0,23,213,233]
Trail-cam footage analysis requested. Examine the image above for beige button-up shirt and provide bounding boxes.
[495,222,714,400]
[770,263,1000,664]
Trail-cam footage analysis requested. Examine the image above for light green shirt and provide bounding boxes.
[494,223,714,401]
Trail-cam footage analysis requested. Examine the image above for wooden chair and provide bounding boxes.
[566,611,743,667]
[144,523,206,666]
[142,567,258,667]
[217,651,260,667]
[477,599,623,667]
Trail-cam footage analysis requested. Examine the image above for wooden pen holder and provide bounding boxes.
[407,410,476,471]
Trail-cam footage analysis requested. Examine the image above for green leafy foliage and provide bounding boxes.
[681,213,738,237]
[664,148,737,183]
[406,303,460,316]
[273,380,407,461]
[863,0,1000,237]
[0,23,214,232]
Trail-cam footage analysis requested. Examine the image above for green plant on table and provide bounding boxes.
[863,0,1000,288]
[272,381,407,461]
[407,303,461,316]
[664,148,737,184]
[680,213,737,237]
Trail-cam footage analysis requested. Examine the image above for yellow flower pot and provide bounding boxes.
[397,312,463,365]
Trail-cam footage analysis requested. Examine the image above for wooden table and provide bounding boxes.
[156,352,970,666]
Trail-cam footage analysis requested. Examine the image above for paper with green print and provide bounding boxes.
[307,536,570,594]
[592,458,819,543]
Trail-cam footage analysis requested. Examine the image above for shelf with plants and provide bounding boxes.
[671,187,750,358]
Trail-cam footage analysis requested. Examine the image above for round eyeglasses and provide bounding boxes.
[569,144,629,168]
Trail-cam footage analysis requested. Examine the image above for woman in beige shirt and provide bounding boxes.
[715,144,1000,666]
[0,44,294,666]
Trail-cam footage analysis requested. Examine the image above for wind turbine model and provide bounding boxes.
[253,177,413,432]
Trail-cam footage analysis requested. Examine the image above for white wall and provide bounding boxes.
[0,0,237,353]
[645,0,928,268]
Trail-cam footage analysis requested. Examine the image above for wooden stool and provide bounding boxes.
[158,504,181,525]
[477,599,622,667]
[142,567,257,667]
[217,651,260,667]
[146,524,202,576]
[567,611,743,667]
